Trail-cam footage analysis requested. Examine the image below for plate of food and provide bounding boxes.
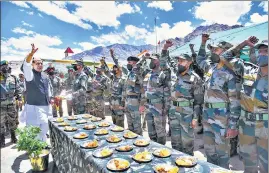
[82,114,92,119]
[58,122,70,127]
[94,129,109,135]
[123,131,138,139]
[83,124,96,130]
[106,135,122,143]
[91,117,102,122]
[153,148,171,158]
[81,139,98,149]
[132,151,152,163]
[76,119,87,124]
[133,139,150,147]
[111,126,124,132]
[98,122,110,127]
[73,132,88,139]
[153,164,179,173]
[54,117,64,123]
[68,116,78,120]
[175,156,198,168]
[107,158,130,172]
[115,145,133,152]
[64,126,78,132]
[93,148,113,158]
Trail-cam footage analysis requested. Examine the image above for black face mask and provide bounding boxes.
[48,71,54,76]
[1,68,7,73]
[177,64,187,74]
[73,65,78,71]
[149,61,156,69]
[210,53,220,63]
[96,70,102,75]
[127,64,133,71]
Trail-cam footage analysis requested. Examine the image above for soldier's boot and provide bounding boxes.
[230,136,238,157]
[167,128,171,137]
[0,134,5,147]
[11,130,17,143]
[197,127,203,134]
[142,120,147,131]
[5,122,10,136]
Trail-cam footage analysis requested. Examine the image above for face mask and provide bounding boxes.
[96,70,102,75]
[149,61,156,69]
[257,55,268,67]
[210,53,220,63]
[127,64,133,71]
[73,65,78,71]
[1,68,7,73]
[177,64,187,74]
[112,70,117,75]
[48,71,54,75]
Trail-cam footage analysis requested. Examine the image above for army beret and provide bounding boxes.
[255,40,268,49]
[149,53,160,60]
[175,54,192,61]
[127,56,139,62]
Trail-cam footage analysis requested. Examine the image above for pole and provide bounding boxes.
[155,17,157,53]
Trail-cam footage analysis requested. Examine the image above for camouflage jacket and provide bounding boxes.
[49,75,62,97]
[65,75,74,91]
[160,50,204,120]
[222,50,268,114]
[0,74,22,106]
[91,74,109,99]
[72,71,88,104]
[197,44,241,129]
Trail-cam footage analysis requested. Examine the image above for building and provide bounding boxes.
[64,47,74,58]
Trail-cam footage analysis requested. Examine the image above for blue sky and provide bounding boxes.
[1,1,268,60]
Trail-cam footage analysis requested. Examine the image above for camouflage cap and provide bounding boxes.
[72,59,84,66]
[149,53,160,60]
[0,60,8,66]
[207,41,233,51]
[176,54,192,61]
[255,40,268,49]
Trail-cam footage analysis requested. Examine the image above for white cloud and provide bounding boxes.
[245,13,268,26]
[125,25,148,39]
[27,11,34,15]
[38,13,43,18]
[77,42,104,50]
[1,27,83,61]
[12,27,34,35]
[146,24,150,28]
[19,9,25,12]
[142,23,145,26]
[194,1,252,25]
[145,16,148,20]
[147,1,173,11]
[22,21,33,27]
[259,1,268,13]
[91,32,129,45]
[10,1,30,8]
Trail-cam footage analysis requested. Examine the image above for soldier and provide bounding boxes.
[160,41,204,155]
[196,34,241,168]
[1,60,22,147]
[71,59,88,115]
[18,73,26,108]
[125,54,150,135]
[46,66,63,117]
[222,37,268,173]
[91,64,109,119]
[144,53,171,145]
[65,67,75,116]
[84,66,95,116]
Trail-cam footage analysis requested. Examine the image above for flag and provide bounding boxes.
[158,40,160,45]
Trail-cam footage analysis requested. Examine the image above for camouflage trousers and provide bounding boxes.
[67,100,74,116]
[238,116,268,173]
[52,99,63,117]
[110,98,124,128]
[93,97,105,119]
[125,98,142,135]
[73,103,86,115]
[203,121,230,169]
[146,112,166,145]
[169,111,194,156]
[0,105,18,135]
[86,100,95,115]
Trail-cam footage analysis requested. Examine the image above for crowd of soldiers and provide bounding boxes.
[0,34,267,173]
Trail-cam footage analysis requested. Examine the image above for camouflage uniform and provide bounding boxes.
[144,54,171,145]
[49,75,63,117]
[125,56,150,135]
[85,73,95,115]
[160,51,204,155]
[72,68,88,115]
[1,61,22,146]
[196,42,241,168]
[222,42,268,173]
[65,71,74,116]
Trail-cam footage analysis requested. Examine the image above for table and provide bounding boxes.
[49,114,230,173]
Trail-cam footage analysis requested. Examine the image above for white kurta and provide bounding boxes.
[23,61,52,142]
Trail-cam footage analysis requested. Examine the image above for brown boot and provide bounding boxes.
[11,130,17,143]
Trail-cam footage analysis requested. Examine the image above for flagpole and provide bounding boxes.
[155,17,157,53]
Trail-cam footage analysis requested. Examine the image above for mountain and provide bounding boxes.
[68,23,243,62]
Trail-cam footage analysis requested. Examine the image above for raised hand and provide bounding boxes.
[189,44,194,49]
[31,44,38,54]
[202,34,210,44]
[109,49,114,55]
[163,40,173,50]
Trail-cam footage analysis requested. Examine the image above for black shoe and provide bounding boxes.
[11,130,17,143]
[0,134,5,148]
[197,128,203,134]
[46,134,50,138]
[167,130,171,137]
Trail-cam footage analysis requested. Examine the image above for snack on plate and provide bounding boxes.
[91,117,102,122]
[84,124,96,130]
[64,126,77,131]
[58,122,70,127]
[153,148,171,158]
[73,132,88,139]
[111,126,124,132]
[82,114,92,119]
[106,135,121,143]
[133,151,152,162]
[116,145,133,152]
[95,128,109,135]
[175,156,197,167]
[98,122,110,127]
[82,140,98,148]
[154,164,179,173]
[76,119,87,124]
[54,117,64,123]
[100,148,113,157]
[107,158,130,171]
[123,131,138,139]
[68,116,78,120]
[134,139,149,146]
